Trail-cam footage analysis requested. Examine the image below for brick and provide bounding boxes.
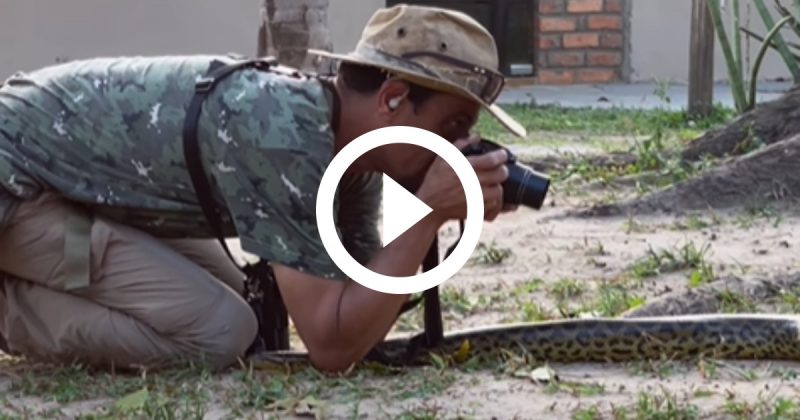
[563,33,600,48]
[537,54,548,68]
[538,0,564,14]
[588,51,622,66]
[600,33,624,48]
[549,51,586,67]
[567,0,604,13]
[577,68,618,83]
[587,15,622,30]
[536,69,576,85]
[537,34,562,50]
[539,16,577,32]
[605,0,623,12]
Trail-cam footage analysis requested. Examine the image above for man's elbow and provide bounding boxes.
[306,341,364,373]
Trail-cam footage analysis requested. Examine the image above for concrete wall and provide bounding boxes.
[3,0,795,85]
[0,0,377,80]
[630,0,796,83]
[328,0,384,53]
[0,0,261,78]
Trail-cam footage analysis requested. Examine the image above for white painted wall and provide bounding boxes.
[630,0,796,83]
[0,0,379,80]
[2,1,793,84]
[0,1,261,77]
[328,0,385,53]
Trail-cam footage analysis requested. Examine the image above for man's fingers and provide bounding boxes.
[453,134,481,151]
[482,184,503,205]
[452,138,472,151]
[468,149,508,170]
[477,165,509,186]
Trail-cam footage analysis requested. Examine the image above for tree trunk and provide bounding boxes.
[257,0,333,72]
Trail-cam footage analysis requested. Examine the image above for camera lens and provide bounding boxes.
[462,138,551,209]
[504,163,550,209]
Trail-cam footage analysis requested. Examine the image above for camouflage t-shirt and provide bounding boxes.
[0,55,382,279]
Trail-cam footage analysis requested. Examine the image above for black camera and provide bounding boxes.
[461,138,550,209]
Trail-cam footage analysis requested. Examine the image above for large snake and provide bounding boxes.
[249,314,800,368]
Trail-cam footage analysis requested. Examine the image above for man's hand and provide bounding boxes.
[415,135,510,223]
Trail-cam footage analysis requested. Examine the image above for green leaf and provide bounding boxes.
[429,353,447,370]
[689,270,704,288]
[753,0,800,83]
[452,339,471,364]
[706,0,748,112]
[113,387,149,414]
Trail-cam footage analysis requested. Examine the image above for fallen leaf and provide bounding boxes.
[296,395,327,419]
[452,340,471,364]
[113,387,149,413]
[530,365,559,384]
[429,353,447,370]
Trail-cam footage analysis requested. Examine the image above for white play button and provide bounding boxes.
[381,174,433,247]
[316,125,484,295]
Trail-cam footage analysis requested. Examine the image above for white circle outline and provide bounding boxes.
[316,126,484,295]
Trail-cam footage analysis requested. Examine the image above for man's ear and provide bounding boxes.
[376,79,410,117]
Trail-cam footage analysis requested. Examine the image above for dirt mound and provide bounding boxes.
[682,86,800,161]
[574,133,800,217]
[622,274,800,318]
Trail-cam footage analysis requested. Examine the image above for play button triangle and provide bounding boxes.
[381,174,433,247]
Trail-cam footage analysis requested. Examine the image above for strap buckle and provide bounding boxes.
[195,78,215,94]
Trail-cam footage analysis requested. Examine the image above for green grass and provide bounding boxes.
[545,380,606,397]
[670,214,718,231]
[572,405,602,420]
[583,282,646,317]
[717,290,759,313]
[629,242,712,279]
[548,278,585,302]
[475,104,735,141]
[634,390,700,419]
[471,241,513,265]
[723,396,800,419]
[2,363,216,419]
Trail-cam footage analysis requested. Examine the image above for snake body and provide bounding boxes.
[251,314,800,367]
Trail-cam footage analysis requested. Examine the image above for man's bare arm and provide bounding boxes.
[272,212,442,372]
[272,147,509,373]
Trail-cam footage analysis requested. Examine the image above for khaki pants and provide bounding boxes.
[0,191,258,370]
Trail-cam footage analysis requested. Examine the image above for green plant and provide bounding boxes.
[688,262,716,288]
[748,11,796,107]
[630,242,712,279]
[473,241,513,265]
[572,405,602,420]
[586,283,646,316]
[707,0,749,112]
[549,279,585,302]
[707,0,800,113]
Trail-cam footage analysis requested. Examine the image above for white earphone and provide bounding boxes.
[388,96,403,110]
[388,91,409,110]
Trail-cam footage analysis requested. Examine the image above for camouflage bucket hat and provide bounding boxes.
[308,4,527,138]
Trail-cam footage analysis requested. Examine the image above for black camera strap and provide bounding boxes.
[182,56,307,355]
[395,220,464,349]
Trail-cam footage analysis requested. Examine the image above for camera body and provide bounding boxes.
[461,138,550,209]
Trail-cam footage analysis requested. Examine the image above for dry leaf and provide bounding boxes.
[529,365,559,384]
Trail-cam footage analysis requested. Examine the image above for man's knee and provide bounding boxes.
[192,295,259,368]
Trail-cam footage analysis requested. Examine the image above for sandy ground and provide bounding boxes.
[2,135,800,419]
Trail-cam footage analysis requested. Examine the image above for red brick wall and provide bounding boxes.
[534,0,627,84]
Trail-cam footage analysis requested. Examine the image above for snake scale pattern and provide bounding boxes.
[250,314,800,367]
